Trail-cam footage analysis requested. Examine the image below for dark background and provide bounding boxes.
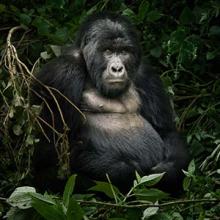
[0,0,219,219]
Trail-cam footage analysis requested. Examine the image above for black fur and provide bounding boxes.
[32,13,189,193]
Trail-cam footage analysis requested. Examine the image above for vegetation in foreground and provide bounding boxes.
[0,0,219,219]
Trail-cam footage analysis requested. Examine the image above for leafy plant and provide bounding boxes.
[0,0,220,219]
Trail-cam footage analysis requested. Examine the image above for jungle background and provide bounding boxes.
[0,0,220,219]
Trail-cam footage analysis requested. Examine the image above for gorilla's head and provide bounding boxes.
[75,13,142,97]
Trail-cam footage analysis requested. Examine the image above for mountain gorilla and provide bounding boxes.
[32,13,189,193]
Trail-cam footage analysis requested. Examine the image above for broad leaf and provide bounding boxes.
[138,0,149,21]
[32,198,65,220]
[137,173,165,187]
[188,160,196,174]
[209,26,220,36]
[66,197,84,220]
[89,181,120,199]
[30,193,56,205]
[150,47,162,58]
[180,7,194,24]
[7,186,36,209]
[142,207,159,219]
[63,174,76,208]
[147,11,162,22]
[134,188,169,202]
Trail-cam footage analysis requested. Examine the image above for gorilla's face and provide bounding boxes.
[96,41,139,97]
[81,19,141,97]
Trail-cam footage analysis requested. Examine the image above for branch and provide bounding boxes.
[6,26,24,46]
[77,198,220,209]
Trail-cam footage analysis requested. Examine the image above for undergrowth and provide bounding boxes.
[0,0,220,219]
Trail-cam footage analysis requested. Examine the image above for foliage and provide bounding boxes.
[3,173,220,219]
[0,0,220,219]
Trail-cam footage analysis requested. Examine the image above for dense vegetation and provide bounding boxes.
[0,0,219,219]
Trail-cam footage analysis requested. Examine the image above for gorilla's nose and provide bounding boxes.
[109,62,125,78]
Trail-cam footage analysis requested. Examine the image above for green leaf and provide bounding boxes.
[138,173,165,187]
[134,188,169,202]
[73,0,86,8]
[31,104,42,115]
[209,26,220,36]
[161,76,173,89]
[142,207,159,219]
[9,108,14,118]
[188,160,195,174]
[89,181,120,199]
[19,13,32,25]
[179,7,194,24]
[10,5,19,13]
[172,212,184,220]
[135,171,141,180]
[150,47,162,58]
[0,4,6,13]
[32,203,64,220]
[13,124,23,136]
[206,51,216,60]
[63,175,76,208]
[53,27,68,43]
[47,0,65,8]
[32,17,51,36]
[86,4,98,16]
[122,8,136,19]
[30,192,56,205]
[32,198,65,220]
[5,207,41,220]
[50,45,61,57]
[13,94,23,106]
[170,27,187,43]
[25,135,35,146]
[199,12,208,23]
[138,0,150,21]
[149,213,172,220]
[147,10,162,22]
[126,208,142,220]
[66,197,84,220]
[183,176,191,191]
[7,186,36,209]
[40,51,51,60]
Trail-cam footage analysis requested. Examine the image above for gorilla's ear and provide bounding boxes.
[62,46,81,56]
[62,47,86,66]
[72,49,83,59]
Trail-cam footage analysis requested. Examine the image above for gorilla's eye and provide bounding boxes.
[121,50,129,56]
[104,49,112,56]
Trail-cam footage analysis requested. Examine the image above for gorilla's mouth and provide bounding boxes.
[105,78,128,89]
[100,79,130,98]
[106,79,125,84]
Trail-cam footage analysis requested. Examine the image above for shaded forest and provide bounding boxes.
[0,0,219,219]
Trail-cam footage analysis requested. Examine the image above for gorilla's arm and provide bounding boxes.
[135,62,189,192]
[32,54,86,191]
[135,63,174,133]
[33,54,86,134]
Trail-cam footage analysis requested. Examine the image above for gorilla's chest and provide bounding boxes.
[84,112,144,132]
[81,85,143,132]
[79,85,163,151]
[81,111,162,151]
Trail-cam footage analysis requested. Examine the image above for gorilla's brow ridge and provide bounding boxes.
[88,19,127,40]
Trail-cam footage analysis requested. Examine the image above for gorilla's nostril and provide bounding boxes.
[118,66,123,72]
[111,64,124,73]
[111,66,117,72]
